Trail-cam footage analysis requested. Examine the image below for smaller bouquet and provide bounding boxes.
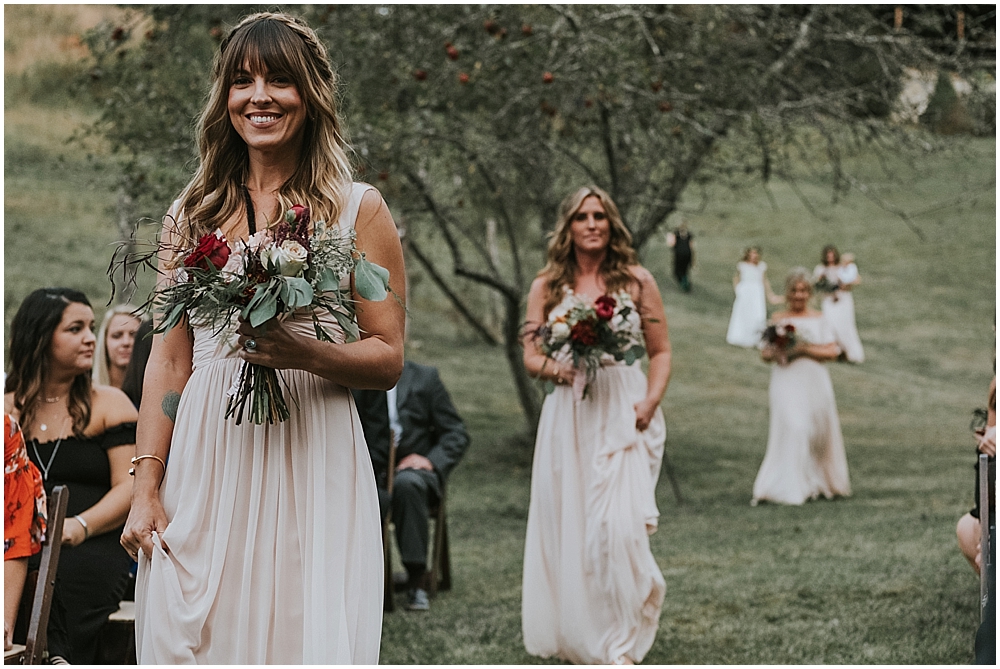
[814,276,840,302]
[125,204,390,425]
[761,322,798,365]
[529,293,645,401]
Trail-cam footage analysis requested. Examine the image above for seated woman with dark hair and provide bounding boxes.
[5,288,138,664]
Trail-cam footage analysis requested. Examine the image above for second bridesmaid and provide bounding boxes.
[521,186,671,665]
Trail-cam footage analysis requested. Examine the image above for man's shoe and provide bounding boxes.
[407,588,430,611]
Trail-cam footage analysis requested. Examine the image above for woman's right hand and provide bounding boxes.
[121,494,169,560]
[551,362,575,387]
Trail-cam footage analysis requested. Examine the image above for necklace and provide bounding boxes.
[42,396,62,403]
[30,437,63,482]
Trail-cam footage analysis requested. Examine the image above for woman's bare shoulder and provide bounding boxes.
[91,384,139,429]
[4,392,15,416]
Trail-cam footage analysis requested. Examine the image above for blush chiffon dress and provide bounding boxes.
[134,183,384,664]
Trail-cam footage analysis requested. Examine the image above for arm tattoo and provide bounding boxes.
[161,391,181,423]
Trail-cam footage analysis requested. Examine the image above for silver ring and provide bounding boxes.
[244,338,257,351]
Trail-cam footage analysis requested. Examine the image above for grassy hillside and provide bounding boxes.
[4,5,996,664]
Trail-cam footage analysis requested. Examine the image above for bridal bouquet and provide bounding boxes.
[530,293,646,401]
[146,204,390,425]
[761,322,798,364]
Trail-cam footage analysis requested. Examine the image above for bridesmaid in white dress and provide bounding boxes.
[119,13,405,663]
[521,186,672,665]
[726,246,781,347]
[812,245,865,363]
[752,268,851,506]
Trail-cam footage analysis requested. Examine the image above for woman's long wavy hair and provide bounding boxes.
[5,288,94,439]
[92,303,141,387]
[538,186,638,318]
[821,244,840,266]
[176,12,353,243]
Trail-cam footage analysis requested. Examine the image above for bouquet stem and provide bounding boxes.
[225,362,291,425]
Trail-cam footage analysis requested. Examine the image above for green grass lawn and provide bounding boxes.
[4,9,995,662]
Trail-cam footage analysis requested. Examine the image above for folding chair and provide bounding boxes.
[5,485,69,665]
[427,485,451,597]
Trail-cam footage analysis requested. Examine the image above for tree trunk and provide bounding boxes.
[112,188,137,304]
[501,292,541,434]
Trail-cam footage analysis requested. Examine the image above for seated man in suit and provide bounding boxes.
[352,360,470,611]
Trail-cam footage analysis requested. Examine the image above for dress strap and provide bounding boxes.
[337,183,376,232]
[242,185,257,235]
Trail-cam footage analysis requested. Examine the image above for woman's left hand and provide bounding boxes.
[236,317,308,370]
[634,397,659,432]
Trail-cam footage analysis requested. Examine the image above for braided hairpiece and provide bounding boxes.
[218,12,333,83]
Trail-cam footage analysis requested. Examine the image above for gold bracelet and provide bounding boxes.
[74,514,89,541]
[129,454,167,477]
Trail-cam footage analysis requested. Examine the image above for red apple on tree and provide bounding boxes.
[459,72,470,84]
[413,69,428,81]
[522,23,533,36]
[542,71,554,84]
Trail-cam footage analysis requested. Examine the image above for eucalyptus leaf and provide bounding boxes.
[332,308,361,342]
[280,276,313,309]
[543,380,556,395]
[315,267,340,293]
[354,258,389,302]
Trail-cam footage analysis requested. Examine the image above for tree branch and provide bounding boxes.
[406,238,499,346]
[599,102,620,201]
[841,170,926,241]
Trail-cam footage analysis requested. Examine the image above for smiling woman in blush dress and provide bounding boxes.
[118,13,405,663]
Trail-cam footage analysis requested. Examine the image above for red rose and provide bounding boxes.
[570,319,598,346]
[289,204,309,223]
[183,233,230,271]
[785,324,796,334]
[595,295,616,320]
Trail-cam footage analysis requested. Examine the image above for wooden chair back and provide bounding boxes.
[5,485,69,665]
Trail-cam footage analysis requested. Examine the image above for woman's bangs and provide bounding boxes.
[223,20,302,85]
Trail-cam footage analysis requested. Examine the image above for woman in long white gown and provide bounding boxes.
[726,246,780,347]
[119,13,405,663]
[752,269,851,506]
[813,246,865,363]
[521,186,672,665]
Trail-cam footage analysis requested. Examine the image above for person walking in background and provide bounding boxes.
[666,220,695,292]
[92,304,142,389]
[118,13,405,663]
[726,246,782,347]
[752,269,851,506]
[521,186,671,665]
[813,245,865,363]
[5,288,137,664]
[4,414,46,652]
[352,361,470,612]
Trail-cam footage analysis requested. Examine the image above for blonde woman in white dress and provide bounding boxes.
[726,246,781,347]
[812,245,864,363]
[521,186,671,665]
[118,13,405,663]
[752,268,851,506]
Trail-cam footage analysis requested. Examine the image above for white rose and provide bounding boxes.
[247,230,272,254]
[265,240,309,276]
[550,321,571,339]
[221,249,244,279]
